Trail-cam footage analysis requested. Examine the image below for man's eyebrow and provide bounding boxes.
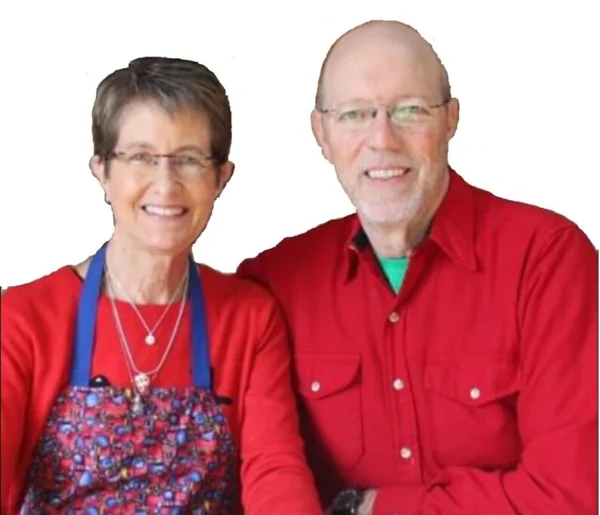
[331,95,432,105]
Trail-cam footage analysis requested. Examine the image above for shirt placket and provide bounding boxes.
[384,246,436,485]
[385,302,423,483]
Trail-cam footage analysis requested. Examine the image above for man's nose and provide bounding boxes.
[366,109,405,151]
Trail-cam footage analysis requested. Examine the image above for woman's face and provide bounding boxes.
[91,100,233,256]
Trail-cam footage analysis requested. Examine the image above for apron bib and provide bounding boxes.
[21,245,237,514]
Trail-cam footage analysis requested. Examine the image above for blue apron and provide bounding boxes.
[21,244,237,514]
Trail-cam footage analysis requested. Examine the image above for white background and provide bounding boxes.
[1,1,598,287]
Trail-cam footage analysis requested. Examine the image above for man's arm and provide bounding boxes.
[362,226,598,515]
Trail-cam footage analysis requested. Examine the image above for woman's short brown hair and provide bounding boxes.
[92,57,231,165]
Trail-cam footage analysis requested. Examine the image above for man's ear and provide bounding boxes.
[90,155,111,204]
[446,98,460,141]
[311,110,334,164]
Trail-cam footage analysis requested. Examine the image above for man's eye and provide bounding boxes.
[402,105,428,115]
[339,109,370,122]
[391,105,429,123]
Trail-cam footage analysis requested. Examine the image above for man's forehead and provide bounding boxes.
[324,39,440,104]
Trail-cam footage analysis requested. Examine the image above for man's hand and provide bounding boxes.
[358,489,377,515]
[324,489,377,515]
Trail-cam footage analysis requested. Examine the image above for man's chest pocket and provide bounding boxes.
[295,353,364,469]
[423,357,523,467]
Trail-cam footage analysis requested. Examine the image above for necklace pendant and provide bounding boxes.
[134,372,150,395]
[145,333,156,346]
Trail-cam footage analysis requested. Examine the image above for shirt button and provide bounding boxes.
[393,378,405,391]
[400,446,412,460]
[470,387,481,400]
[389,311,400,323]
[311,381,321,393]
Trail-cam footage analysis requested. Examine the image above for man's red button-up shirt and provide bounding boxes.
[237,169,598,514]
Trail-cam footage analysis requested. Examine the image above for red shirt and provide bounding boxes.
[237,169,598,514]
[0,265,322,515]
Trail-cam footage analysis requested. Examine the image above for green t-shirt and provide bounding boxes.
[378,256,409,293]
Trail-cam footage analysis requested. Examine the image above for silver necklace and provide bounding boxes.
[106,270,188,412]
[106,266,187,346]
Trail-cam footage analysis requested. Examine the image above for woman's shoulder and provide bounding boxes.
[1,266,81,328]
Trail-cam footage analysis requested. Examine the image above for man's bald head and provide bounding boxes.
[315,20,451,109]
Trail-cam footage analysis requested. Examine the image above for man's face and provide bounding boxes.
[313,33,459,226]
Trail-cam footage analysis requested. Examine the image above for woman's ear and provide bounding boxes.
[216,161,235,198]
[90,155,111,204]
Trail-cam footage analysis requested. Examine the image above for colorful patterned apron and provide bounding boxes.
[21,245,237,514]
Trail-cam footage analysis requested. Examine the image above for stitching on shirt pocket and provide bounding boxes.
[294,353,364,468]
[423,357,522,466]
[296,353,360,399]
[424,357,521,406]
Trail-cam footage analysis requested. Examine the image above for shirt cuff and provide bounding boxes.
[373,484,424,515]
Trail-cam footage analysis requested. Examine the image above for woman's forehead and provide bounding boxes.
[116,100,211,148]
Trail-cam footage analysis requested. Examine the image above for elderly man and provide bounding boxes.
[237,20,598,515]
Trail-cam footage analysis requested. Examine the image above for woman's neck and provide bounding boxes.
[103,234,190,305]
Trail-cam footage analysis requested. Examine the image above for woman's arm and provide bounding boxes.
[239,297,323,515]
[1,289,34,515]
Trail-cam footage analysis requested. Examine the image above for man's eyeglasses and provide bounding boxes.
[107,150,215,177]
[317,98,451,132]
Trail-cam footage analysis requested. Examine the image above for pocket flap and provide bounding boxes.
[424,357,521,406]
[295,353,360,400]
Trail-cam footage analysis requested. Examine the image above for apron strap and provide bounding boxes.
[189,256,211,390]
[70,244,212,390]
[70,243,106,386]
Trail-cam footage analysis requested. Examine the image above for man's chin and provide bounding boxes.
[355,201,420,226]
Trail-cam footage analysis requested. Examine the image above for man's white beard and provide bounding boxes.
[353,187,425,225]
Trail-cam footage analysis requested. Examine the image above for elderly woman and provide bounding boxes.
[0,57,322,514]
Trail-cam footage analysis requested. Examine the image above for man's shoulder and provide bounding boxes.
[198,262,279,308]
[472,182,590,245]
[270,215,352,254]
[237,215,354,279]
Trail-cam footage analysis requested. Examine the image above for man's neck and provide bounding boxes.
[360,217,430,258]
